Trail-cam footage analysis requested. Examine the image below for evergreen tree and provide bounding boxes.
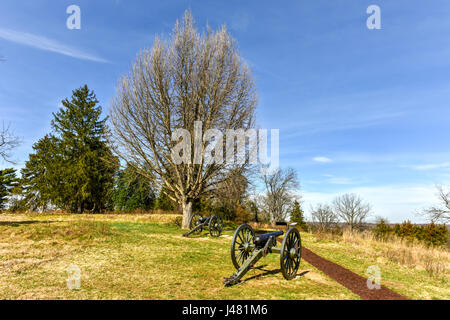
[21,85,119,213]
[247,200,259,222]
[20,135,63,211]
[290,200,308,230]
[0,168,17,210]
[154,187,176,211]
[113,165,156,212]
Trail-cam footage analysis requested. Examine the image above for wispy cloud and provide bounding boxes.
[318,174,357,185]
[328,177,355,185]
[313,156,333,163]
[0,27,109,63]
[283,112,405,139]
[408,162,450,171]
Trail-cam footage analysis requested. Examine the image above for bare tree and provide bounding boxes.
[110,11,257,228]
[260,167,299,224]
[212,167,250,213]
[0,123,21,163]
[333,193,371,230]
[310,203,337,232]
[423,185,449,224]
[248,193,269,223]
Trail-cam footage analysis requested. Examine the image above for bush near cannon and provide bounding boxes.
[223,223,302,286]
[182,213,224,238]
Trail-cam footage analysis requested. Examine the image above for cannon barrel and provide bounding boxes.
[198,217,208,223]
[254,231,284,248]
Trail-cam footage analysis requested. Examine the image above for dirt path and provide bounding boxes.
[300,246,407,300]
[265,235,407,300]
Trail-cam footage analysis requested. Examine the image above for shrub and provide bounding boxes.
[234,204,250,225]
[173,215,183,228]
[210,205,233,221]
[419,223,448,247]
[394,221,419,240]
[372,218,392,240]
[392,221,448,247]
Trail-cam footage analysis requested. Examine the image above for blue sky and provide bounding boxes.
[1,0,449,222]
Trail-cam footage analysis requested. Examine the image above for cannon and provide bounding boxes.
[223,223,302,286]
[182,213,223,237]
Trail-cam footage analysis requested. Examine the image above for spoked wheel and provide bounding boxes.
[189,213,204,235]
[209,215,223,237]
[280,228,302,280]
[231,224,255,270]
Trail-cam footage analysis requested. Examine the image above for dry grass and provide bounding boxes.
[304,229,449,300]
[341,229,449,278]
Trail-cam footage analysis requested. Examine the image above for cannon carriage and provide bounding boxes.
[182,213,223,238]
[223,223,302,286]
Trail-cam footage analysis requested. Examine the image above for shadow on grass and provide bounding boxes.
[0,221,57,227]
[239,265,309,284]
[180,220,237,238]
[223,221,239,232]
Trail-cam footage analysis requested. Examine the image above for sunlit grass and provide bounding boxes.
[0,214,357,300]
[3,214,447,299]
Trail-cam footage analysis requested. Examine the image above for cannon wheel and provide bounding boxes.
[189,213,204,235]
[280,228,302,280]
[209,215,223,237]
[231,224,255,270]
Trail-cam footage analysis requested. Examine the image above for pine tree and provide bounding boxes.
[21,85,119,213]
[290,200,308,230]
[113,165,156,212]
[154,187,176,211]
[0,168,17,210]
[20,135,63,211]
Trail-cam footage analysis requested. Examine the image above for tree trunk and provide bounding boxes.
[181,200,193,229]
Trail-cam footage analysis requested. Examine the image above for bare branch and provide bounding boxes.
[333,193,371,230]
[260,167,299,224]
[311,203,337,232]
[0,122,21,164]
[422,185,450,224]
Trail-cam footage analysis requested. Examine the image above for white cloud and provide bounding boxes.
[327,177,355,185]
[313,156,333,163]
[301,184,439,223]
[0,27,109,63]
[319,174,356,185]
[408,162,450,171]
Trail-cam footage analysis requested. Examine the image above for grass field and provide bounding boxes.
[0,214,448,300]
